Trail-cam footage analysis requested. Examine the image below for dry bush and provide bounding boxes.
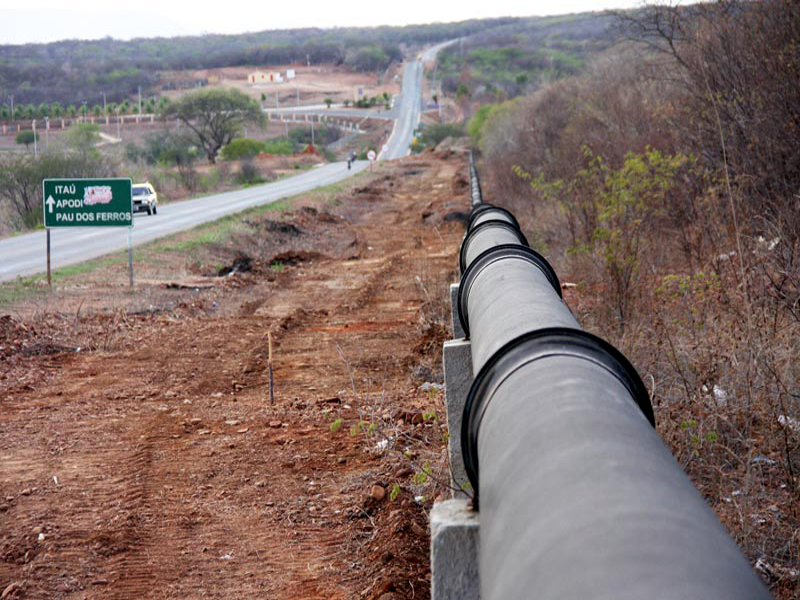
[621,0,800,313]
[480,47,680,206]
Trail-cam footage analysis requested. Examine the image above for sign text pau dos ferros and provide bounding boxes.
[43,178,133,228]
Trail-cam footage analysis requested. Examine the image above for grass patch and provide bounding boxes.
[0,254,128,308]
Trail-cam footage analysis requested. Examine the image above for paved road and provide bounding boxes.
[269,109,396,121]
[267,107,398,120]
[382,39,458,160]
[381,60,423,160]
[0,162,367,282]
[0,42,453,283]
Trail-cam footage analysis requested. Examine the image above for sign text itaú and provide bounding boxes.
[43,178,133,228]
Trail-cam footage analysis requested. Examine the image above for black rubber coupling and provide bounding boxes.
[469,201,493,219]
[457,244,562,339]
[460,327,655,507]
[458,219,529,274]
[467,204,521,232]
[469,200,494,221]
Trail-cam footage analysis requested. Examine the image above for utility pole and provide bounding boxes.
[44,117,49,149]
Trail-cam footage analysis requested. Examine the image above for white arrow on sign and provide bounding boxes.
[46,195,55,213]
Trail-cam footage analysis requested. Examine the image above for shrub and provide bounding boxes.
[220,138,265,161]
[522,147,692,323]
[15,130,38,148]
[0,152,112,229]
[261,139,294,155]
[288,125,340,148]
[236,160,263,185]
[410,123,465,153]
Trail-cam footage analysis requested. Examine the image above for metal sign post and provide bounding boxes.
[127,227,134,288]
[46,229,51,289]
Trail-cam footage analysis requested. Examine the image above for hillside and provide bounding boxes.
[0,18,518,108]
[435,12,619,100]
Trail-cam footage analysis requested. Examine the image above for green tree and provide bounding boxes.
[66,104,77,117]
[65,122,101,154]
[162,88,265,163]
[51,102,63,117]
[37,103,50,118]
[324,98,333,109]
[15,130,38,148]
[92,104,102,117]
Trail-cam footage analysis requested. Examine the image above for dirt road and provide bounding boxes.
[0,151,469,599]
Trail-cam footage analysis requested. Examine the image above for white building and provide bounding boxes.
[248,72,284,85]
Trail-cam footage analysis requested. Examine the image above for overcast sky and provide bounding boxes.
[2,0,645,45]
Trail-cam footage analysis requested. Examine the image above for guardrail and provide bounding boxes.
[445,151,772,600]
[1,114,158,136]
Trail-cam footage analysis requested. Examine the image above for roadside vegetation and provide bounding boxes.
[0,168,370,309]
[469,2,799,596]
[0,124,114,230]
[410,123,464,153]
[0,84,356,235]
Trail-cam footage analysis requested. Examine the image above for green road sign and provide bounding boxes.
[43,178,133,228]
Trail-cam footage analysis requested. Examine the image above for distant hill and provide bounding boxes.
[435,12,620,100]
[0,18,519,108]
